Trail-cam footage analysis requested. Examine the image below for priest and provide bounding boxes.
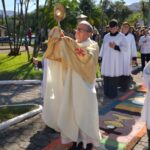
[42,20,101,150]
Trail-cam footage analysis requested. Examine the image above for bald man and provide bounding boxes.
[42,21,101,150]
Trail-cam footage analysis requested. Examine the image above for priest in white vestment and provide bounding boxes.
[42,21,101,150]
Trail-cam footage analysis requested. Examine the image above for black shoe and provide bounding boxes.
[69,142,77,150]
[76,142,84,150]
[85,143,93,150]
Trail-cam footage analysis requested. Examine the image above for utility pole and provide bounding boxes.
[148,0,150,27]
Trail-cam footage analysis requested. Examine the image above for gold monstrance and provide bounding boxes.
[54,3,66,27]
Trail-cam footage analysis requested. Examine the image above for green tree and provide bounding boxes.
[1,0,32,58]
[61,0,80,32]
[78,0,102,31]
[141,0,149,25]
[105,0,132,25]
[126,12,142,26]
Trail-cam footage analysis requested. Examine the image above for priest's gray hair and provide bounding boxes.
[78,20,93,33]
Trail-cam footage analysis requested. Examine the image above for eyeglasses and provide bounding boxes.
[75,27,89,33]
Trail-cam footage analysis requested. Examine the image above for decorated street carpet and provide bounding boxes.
[42,84,147,150]
[99,83,147,150]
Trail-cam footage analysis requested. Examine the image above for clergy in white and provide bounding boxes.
[99,19,128,98]
[119,22,137,91]
[42,21,101,150]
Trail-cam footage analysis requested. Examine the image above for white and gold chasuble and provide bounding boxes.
[42,27,101,148]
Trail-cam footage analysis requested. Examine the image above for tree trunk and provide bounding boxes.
[1,0,13,55]
[32,0,40,58]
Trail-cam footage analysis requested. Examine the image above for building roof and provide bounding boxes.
[76,14,87,19]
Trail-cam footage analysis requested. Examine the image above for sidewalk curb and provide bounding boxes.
[0,104,43,131]
[0,80,41,85]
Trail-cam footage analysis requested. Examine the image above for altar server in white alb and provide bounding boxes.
[138,29,150,71]
[141,61,150,149]
[42,21,101,150]
[119,22,137,91]
[99,19,128,98]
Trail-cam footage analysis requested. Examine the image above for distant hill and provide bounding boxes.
[0,10,14,17]
[127,2,141,12]
[0,2,142,16]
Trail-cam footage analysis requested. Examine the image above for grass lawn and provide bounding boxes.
[0,50,140,80]
[0,105,38,123]
[0,52,43,80]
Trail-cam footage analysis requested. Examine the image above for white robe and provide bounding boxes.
[141,61,150,129]
[42,40,100,148]
[99,32,128,77]
[121,33,137,75]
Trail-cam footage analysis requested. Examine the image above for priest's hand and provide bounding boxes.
[109,42,116,49]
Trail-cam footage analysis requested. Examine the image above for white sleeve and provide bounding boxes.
[138,37,143,47]
[143,61,150,88]
[131,35,137,57]
[119,34,128,52]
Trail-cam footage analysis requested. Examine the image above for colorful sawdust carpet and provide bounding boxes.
[99,83,147,150]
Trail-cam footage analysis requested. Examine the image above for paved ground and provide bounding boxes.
[0,49,148,150]
[0,70,149,150]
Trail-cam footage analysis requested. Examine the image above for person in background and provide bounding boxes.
[141,61,150,150]
[91,26,100,44]
[130,26,136,40]
[27,28,32,46]
[41,20,101,150]
[99,19,128,98]
[119,22,137,91]
[138,29,150,71]
[102,25,110,39]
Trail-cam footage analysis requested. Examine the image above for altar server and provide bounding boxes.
[99,19,128,98]
[119,22,137,91]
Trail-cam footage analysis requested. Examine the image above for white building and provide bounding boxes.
[0,25,6,37]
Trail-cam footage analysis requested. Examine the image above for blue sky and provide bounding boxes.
[0,0,140,12]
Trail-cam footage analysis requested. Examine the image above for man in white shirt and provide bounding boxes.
[139,29,150,71]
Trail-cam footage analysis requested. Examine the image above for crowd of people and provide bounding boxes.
[33,19,150,150]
